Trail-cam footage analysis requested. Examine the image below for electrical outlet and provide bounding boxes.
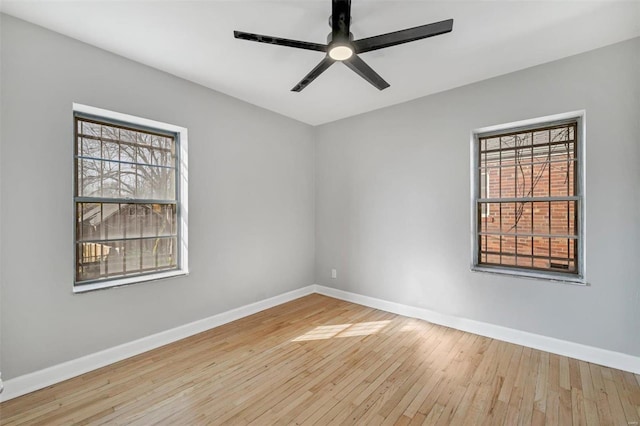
[331,268,337,279]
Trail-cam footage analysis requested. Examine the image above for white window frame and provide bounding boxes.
[72,103,189,293]
[470,111,586,285]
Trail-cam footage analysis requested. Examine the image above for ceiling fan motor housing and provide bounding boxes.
[327,31,354,44]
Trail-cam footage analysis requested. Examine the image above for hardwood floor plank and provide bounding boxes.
[502,347,531,425]
[2,294,639,426]
[518,349,540,425]
[612,370,640,424]
[559,355,571,391]
[557,388,572,426]
[571,387,587,426]
[590,363,614,425]
[602,371,631,425]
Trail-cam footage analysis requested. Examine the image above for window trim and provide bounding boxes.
[469,111,586,285]
[72,103,189,293]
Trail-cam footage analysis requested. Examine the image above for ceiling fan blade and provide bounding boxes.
[344,55,389,90]
[291,56,336,92]
[332,0,351,40]
[234,31,327,52]
[353,19,453,54]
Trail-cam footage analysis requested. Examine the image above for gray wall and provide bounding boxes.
[0,15,315,379]
[315,37,640,357]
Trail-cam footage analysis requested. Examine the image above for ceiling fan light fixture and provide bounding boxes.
[328,44,353,61]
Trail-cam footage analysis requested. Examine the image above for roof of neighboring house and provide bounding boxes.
[82,203,123,227]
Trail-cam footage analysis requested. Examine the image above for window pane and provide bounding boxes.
[151,140,174,168]
[102,160,120,198]
[171,205,178,235]
[501,203,516,234]
[108,204,125,240]
[77,203,102,240]
[485,203,500,233]
[138,132,153,146]
[532,130,549,146]
[501,135,516,151]
[141,205,156,237]
[500,167,515,197]
[515,160,532,198]
[484,137,500,151]
[102,141,119,162]
[479,171,487,199]
[136,165,154,199]
[533,202,550,235]
[121,142,137,163]
[569,200,576,235]
[106,241,125,276]
[157,237,177,268]
[119,162,136,198]
[134,165,175,200]
[81,121,101,137]
[151,135,164,149]
[550,201,573,236]
[484,235,500,257]
[160,204,177,236]
[101,125,119,141]
[531,162,549,197]
[77,242,110,281]
[120,129,136,143]
[549,127,564,142]
[96,204,118,240]
[81,137,101,158]
[124,239,141,274]
[142,238,157,270]
[550,237,574,265]
[516,236,533,268]
[138,145,152,165]
[501,235,516,257]
[533,236,550,257]
[533,237,550,269]
[516,131,532,147]
[550,160,571,197]
[79,159,101,197]
[501,252,516,266]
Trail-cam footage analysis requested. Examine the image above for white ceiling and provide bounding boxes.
[2,1,639,125]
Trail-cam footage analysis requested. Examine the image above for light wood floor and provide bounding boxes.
[1,294,639,425]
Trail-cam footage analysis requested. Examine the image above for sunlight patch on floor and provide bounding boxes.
[399,322,422,332]
[292,320,391,341]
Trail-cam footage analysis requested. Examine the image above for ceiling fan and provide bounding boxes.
[233,0,453,92]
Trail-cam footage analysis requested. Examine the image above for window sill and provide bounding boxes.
[471,265,587,286]
[73,269,189,294]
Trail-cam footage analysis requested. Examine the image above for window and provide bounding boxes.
[73,104,188,292]
[472,112,584,283]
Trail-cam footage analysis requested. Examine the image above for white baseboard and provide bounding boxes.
[0,285,316,402]
[314,284,640,375]
[3,283,638,402]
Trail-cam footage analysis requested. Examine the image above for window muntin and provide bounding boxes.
[474,119,581,279]
[74,116,180,285]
